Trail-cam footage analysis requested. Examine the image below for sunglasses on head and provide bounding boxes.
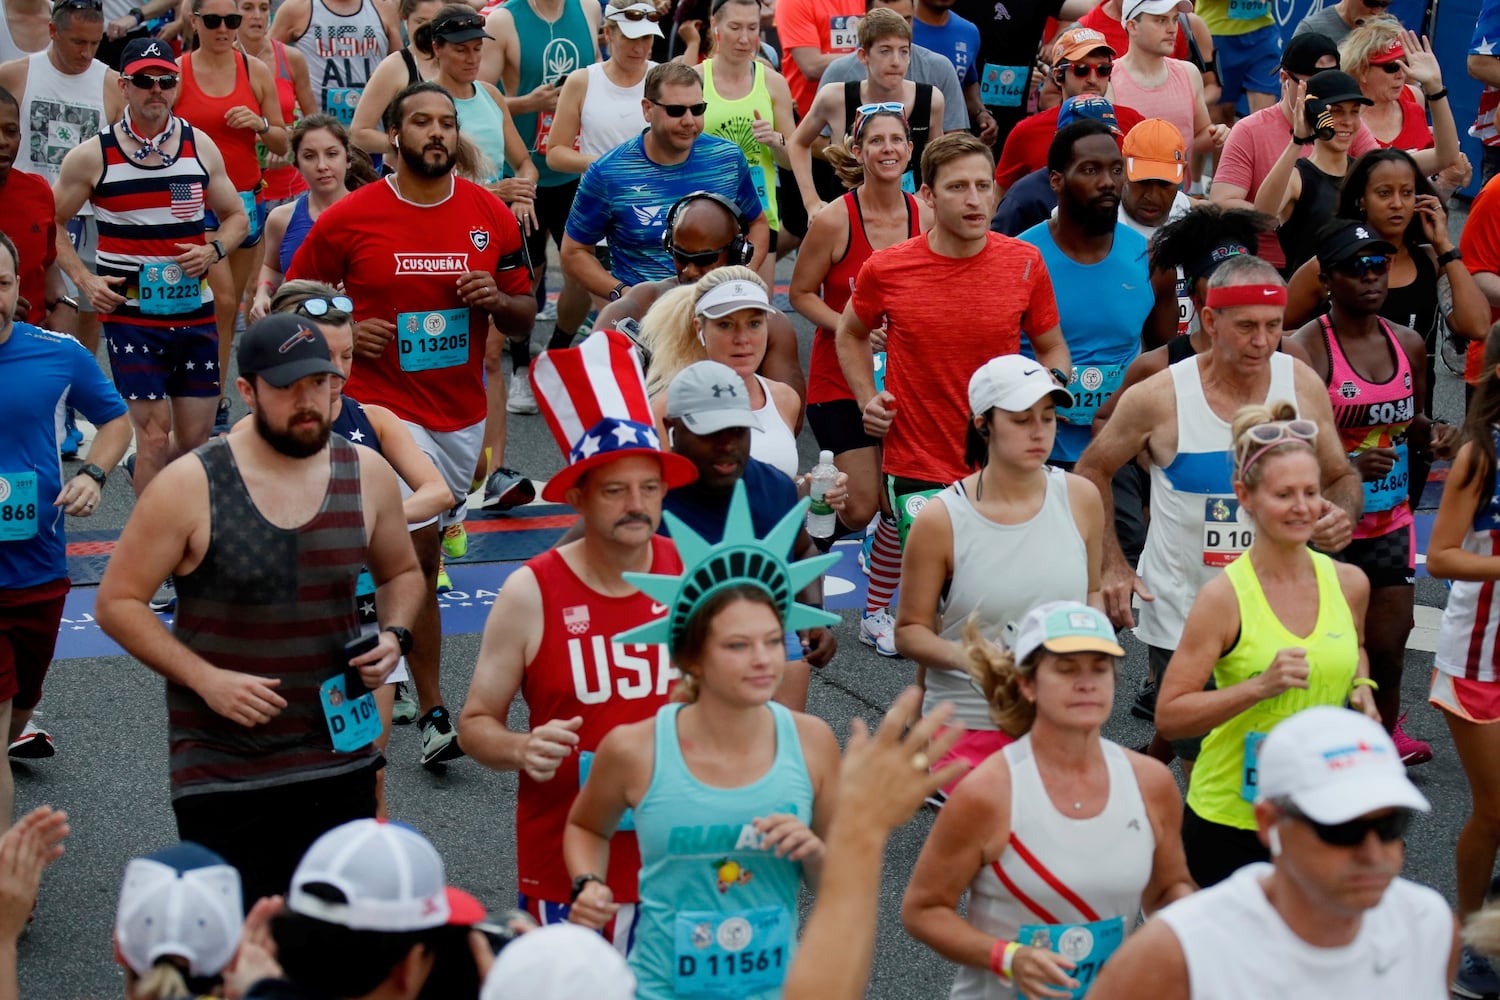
[195,11,243,27]
[671,242,734,267]
[1336,254,1390,278]
[1245,418,1319,446]
[52,0,103,11]
[294,295,355,318]
[610,6,663,20]
[1284,804,1412,847]
[651,99,707,117]
[126,72,179,89]
[856,101,905,115]
[1061,60,1112,78]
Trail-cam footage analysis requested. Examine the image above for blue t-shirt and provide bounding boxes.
[660,458,798,546]
[912,13,982,88]
[1018,221,1152,463]
[565,133,765,286]
[0,323,127,589]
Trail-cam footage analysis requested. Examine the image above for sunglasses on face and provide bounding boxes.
[126,72,179,89]
[1061,60,1112,78]
[195,11,244,27]
[610,7,663,20]
[671,243,733,267]
[1284,805,1412,847]
[1378,60,1402,73]
[651,99,708,118]
[1336,254,1390,278]
[294,295,355,318]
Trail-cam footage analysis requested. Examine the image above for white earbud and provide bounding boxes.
[697,327,706,347]
[1268,826,1283,858]
[668,426,676,447]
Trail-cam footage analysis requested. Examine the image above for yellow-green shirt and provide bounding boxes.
[1197,0,1273,37]
[702,58,780,232]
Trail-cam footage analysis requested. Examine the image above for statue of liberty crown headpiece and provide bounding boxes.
[613,480,841,650]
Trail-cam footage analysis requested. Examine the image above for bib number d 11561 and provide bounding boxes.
[675,906,792,998]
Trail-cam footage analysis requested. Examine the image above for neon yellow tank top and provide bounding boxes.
[1186,549,1359,830]
[701,58,780,232]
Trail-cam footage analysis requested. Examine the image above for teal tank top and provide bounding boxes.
[506,0,594,188]
[454,85,507,185]
[629,701,813,1000]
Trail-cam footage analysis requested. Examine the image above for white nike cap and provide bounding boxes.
[968,354,1074,415]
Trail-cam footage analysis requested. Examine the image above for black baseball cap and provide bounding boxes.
[237,314,343,388]
[1306,69,1373,106]
[1281,32,1339,76]
[1316,220,1396,270]
[428,7,492,42]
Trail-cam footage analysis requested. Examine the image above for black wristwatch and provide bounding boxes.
[211,239,226,262]
[129,5,144,22]
[382,625,414,656]
[1049,367,1072,387]
[76,463,106,486]
[1292,134,1316,146]
[608,281,629,302]
[570,873,605,902]
[1437,247,1463,268]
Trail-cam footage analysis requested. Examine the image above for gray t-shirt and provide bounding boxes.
[820,44,970,132]
[1291,6,1352,45]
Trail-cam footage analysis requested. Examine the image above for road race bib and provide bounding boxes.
[355,569,377,625]
[0,472,39,542]
[1359,440,1409,514]
[1227,0,1269,19]
[239,190,261,239]
[674,906,792,998]
[137,261,203,316]
[578,749,635,831]
[1057,364,1125,427]
[979,64,1029,108]
[872,350,887,393]
[324,87,362,126]
[1016,916,1126,999]
[829,15,859,50]
[1203,496,1253,567]
[1241,730,1266,802]
[397,308,469,373]
[319,670,382,753]
[1175,270,1193,337]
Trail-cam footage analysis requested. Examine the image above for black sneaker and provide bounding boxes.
[419,706,464,768]
[149,576,176,614]
[482,468,536,511]
[212,397,231,437]
[1130,682,1157,722]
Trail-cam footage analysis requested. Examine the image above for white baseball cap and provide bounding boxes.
[695,278,771,319]
[115,842,243,979]
[481,924,638,1000]
[605,2,665,38]
[1123,0,1192,19]
[968,354,1074,415]
[1256,706,1431,824]
[1012,601,1124,663]
[288,819,484,932]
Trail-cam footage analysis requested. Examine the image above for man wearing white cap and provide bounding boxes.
[1109,0,1224,162]
[1091,705,1458,999]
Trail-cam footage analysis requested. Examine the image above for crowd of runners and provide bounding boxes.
[5,0,1500,992]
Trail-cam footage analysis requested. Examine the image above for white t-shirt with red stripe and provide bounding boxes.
[1436,436,1500,683]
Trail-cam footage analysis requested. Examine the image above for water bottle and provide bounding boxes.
[806,450,838,539]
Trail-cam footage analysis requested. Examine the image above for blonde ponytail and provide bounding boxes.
[959,617,1038,737]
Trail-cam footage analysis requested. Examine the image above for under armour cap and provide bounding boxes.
[237,313,344,389]
[968,354,1074,415]
[481,924,638,1000]
[1256,706,1430,824]
[115,842,243,979]
[287,819,485,932]
[1315,220,1397,270]
[121,37,177,75]
[666,360,762,435]
[1012,601,1124,663]
[694,278,771,319]
[1121,0,1191,20]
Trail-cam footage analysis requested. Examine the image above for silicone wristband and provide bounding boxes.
[990,940,1020,978]
[1352,676,1379,691]
[1002,941,1020,979]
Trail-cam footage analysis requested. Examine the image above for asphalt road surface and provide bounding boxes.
[17,244,1479,999]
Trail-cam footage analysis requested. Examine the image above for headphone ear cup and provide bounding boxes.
[661,226,673,254]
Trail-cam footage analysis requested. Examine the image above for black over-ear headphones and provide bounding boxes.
[661,190,754,266]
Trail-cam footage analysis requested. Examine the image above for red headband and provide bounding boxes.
[1205,284,1287,309]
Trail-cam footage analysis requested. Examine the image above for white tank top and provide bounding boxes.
[1135,352,1297,650]
[16,52,109,186]
[578,60,654,159]
[1158,864,1453,998]
[749,373,799,479]
[292,0,389,123]
[951,735,1154,1000]
[930,468,1088,728]
[0,10,27,63]
[1436,429,1500,682]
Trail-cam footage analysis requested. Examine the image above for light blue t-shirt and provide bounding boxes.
[565,133,765,286]
[1018,221,1153,463]
[912,12,982,88]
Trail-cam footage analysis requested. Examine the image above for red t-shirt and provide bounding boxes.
[1462,174,1500,383]
[516,535,683,903]
[993,102,1146,190]
[778,0,864,116]
[850,232,1060,482]
[0,169,57,326]
[287,176,531,430]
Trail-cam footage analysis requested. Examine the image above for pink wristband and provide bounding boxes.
[990,940,1020,979]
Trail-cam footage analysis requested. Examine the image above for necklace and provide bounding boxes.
[120,110,178,166]
[1073,801,1083,810]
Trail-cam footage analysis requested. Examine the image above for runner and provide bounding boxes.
[460,330,696,945]
[908,0,982,134]
[349,0,444,155]
[1340,25,1459,172]
[820,0,968,138]
[51,38,249,497]
[777,0,863,119]
[1427,326,1500,998]
[1109,0,1223,158]
[546,0,659,180]
[0,0,49,62]
[836,131,1069,658]
[1292,0,1391,45]
[901,600,1194,999]
[236,0,318,217]
[563,476,841,999]
[1091,706,1457,999]
[1155,400,1376,887]
[0,89,68,331]
[989,96,1126,238]
[113,843,245,1000]
[271,0,401,128]
[954,0,1088,150]
[95,314,425,904]
[1194,0,1279,120]
[287,80,536,768]
[895,358,1102,798]
[0,229,129,798]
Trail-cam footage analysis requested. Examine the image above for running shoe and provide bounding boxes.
[1131,682,1157,723]
[149,576,177,614]
[859,608,898,658]
[441,522,468,559]
[212,397,231,437]
[419,706,464,768]
[858,524,875,578]
[392,681,418,725]
[8,721,53,760]
[436,560,453,594]
[121,453,136,483]
[538,298,557,323]
[1454,946,1500,999]
[506,370,538,414]
[60,408,83,460]
[1393,714,1433,766]
[482,467,536,511]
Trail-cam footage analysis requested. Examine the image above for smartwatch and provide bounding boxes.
[382,625,414,656]
[211,239,227,262]
[608,281,629,302]
[77,464,107,487]
[570,873,605,902]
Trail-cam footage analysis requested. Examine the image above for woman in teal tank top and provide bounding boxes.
[1157,400,1379,889]
[564,484,842,1000]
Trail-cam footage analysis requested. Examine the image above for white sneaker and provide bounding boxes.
[860,608,898,658]
[506,371,538,414]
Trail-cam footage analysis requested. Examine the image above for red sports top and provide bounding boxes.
[287,175,531,430]
[175,52,264,192]
[0,168,57,325]
[1377,88,1434,153]
[807,190,922,406]
[516,535,683,904]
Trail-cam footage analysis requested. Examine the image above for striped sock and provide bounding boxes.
[866,514,902,613]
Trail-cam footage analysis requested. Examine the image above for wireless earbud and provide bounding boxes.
[1268,826,1283,858]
